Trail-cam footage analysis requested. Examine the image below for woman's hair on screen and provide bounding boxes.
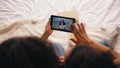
[59,20,65,25]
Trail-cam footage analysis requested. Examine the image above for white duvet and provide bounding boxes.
[0,0,120,51]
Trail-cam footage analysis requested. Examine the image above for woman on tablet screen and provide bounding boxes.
[59,20,66,29]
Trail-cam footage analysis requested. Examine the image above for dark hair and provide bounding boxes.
[0,37,60,68]
[59,20,65,25]
[64,45,118,68]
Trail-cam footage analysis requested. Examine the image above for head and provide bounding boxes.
[64,45,118,68]
[59,20,65,25]
[0,37,60,68]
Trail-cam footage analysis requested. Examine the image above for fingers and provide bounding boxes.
[72,23,82,35]
[70,38,77,44]
[71,22,90,44]
[81,23,85,33]
[46,19,50,25]
[77,23,83,34]
[71,22,86,42]
[72,24,81,40]
[46,19,52,30]
[72,23,85,34]
[45,19,53,34]
[47,19,51,26]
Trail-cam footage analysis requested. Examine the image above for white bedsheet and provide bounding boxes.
[0,0,120,51]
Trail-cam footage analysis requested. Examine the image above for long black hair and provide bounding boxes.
[59,20,65,25]
[64,45,118,68]
[0,37,60,68]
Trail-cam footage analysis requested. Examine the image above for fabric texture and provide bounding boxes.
[0,0,120,52]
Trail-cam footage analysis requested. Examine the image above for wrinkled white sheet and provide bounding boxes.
[0,0,120,51]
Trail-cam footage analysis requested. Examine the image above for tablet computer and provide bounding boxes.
[50,15,75,32]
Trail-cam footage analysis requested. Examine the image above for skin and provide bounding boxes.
[71,23,120,66]
[41,19,53,40]
[40,19,64,63]
[41,19,120,66]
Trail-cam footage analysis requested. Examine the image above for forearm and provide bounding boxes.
[88,40,110,52]
[88,40,120,65]
[41,32,51,40]
[40,19,53,41]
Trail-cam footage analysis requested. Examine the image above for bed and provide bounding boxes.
[0,0,120,52]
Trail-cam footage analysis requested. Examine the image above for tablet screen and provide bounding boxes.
[51,15,75,32]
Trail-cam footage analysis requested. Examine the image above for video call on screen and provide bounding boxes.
[52,17,73,31]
